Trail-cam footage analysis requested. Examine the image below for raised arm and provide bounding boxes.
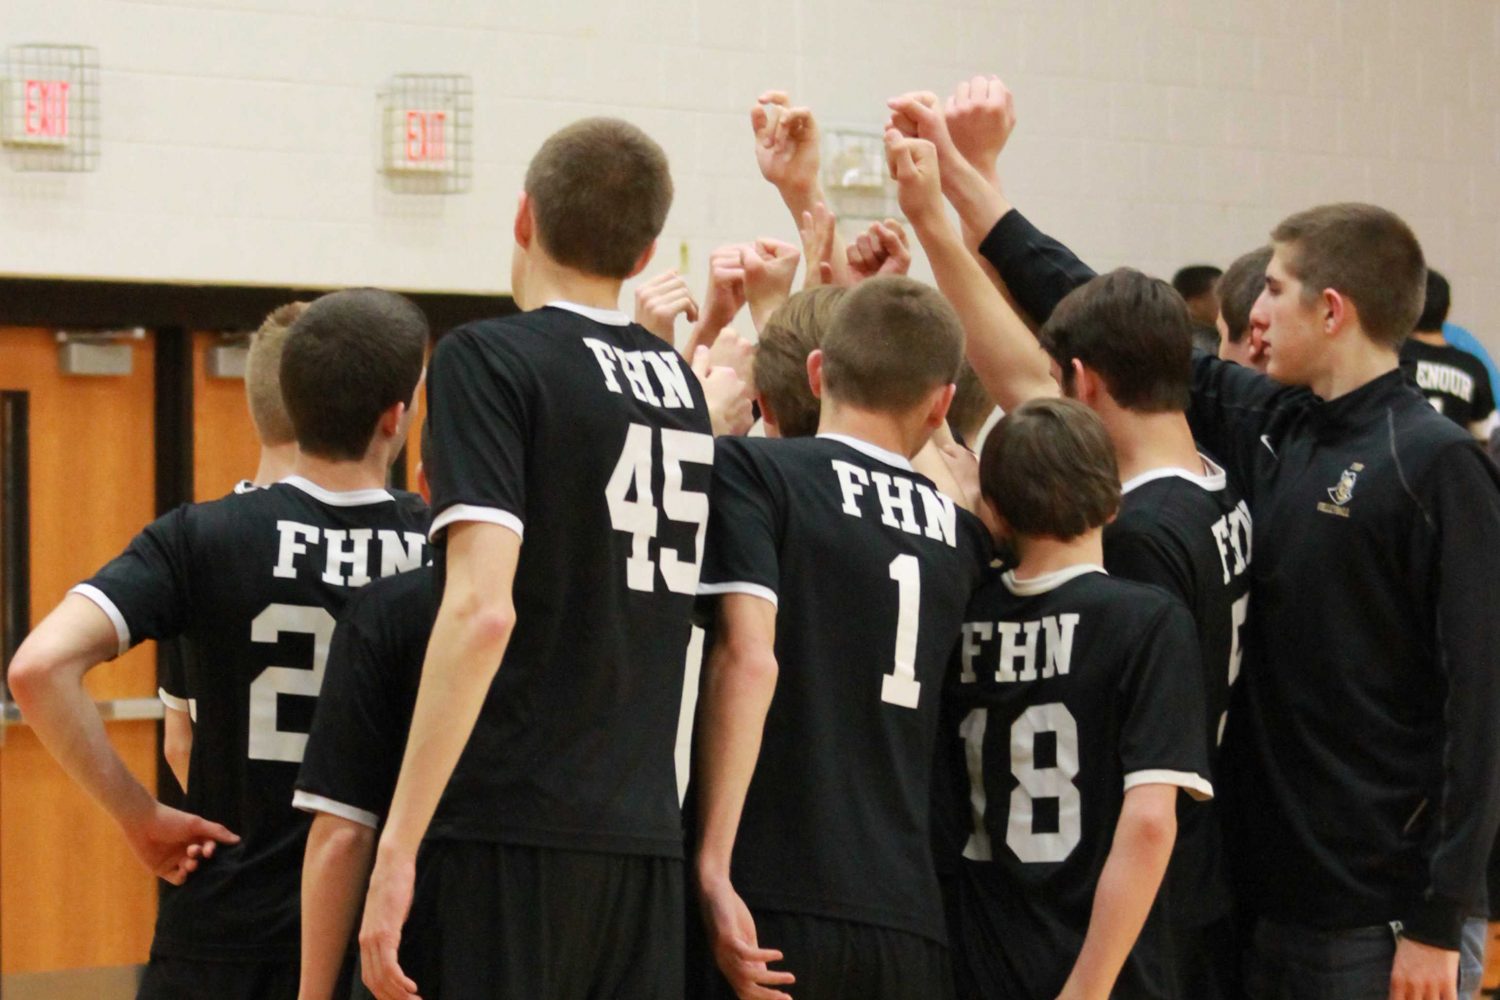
[694,593,795,1000]
[885,128,1056,412]
[359,522,521,1000]
[8,595,237,883]
[751,92,855,287]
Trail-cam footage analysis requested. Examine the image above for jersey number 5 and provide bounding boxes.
[248,604,336,763]
[606,424,714,594]
[959,702,1082,863]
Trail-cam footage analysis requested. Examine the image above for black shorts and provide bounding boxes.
[399,840,683,1000]
[137,954,298,1000]
[688,908,952,1000]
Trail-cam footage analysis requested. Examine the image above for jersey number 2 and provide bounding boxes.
[960,702,1082,863]
[248,604,336,763]
[606,424,714,594]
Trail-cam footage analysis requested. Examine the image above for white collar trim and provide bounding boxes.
[279,475,394,507]
[1003,564,1107,596]
[816,433,914,471]
[1120,453,1227,495]
[545,300,630,326]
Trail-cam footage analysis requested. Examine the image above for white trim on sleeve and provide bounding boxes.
[291,791,380,829]
[696,581,778,609]
[158,688,190,712]
[69,584,131,656]
[429,504,525,542]
[1124,768,1214,802]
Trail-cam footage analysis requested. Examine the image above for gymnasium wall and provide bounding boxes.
[1,0,1497,351]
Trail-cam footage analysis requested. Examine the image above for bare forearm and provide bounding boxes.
[914,212,1056,411]
[300,815,376,1000]
[694,644,778,883]
[1060,799,1176,1000]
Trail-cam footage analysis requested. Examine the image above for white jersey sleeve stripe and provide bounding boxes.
[158,688,190,713]
[696,581,779,608]
[70,584,131,656]
[1124,768,1214,802]
[429,504,524,543]
[291,790,380,830]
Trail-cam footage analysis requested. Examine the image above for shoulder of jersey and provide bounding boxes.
[1071,570,1182,617]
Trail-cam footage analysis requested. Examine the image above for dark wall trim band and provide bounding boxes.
[1,391,30,678]
[0,277,515,336]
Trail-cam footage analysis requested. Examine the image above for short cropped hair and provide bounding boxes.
[280,289,429,461]
[1415,268,1449,333]
[1039,268,1192,414]
[754,287,845,438]
[1172,264,1222,302]
[979,397,1120,540]
[1271,203,1425,349]
[1218,246,1273,344]
[947,361,994,447]
[820,276,964,413]
[524,117,672,279]
[244,302,307,446]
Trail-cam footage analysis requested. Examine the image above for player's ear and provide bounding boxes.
[806,350,825,400]
[626,239,658,280]
[1322,287,1350,337]
[1070,358,1100,405]
[377,399,407,442]
[513,192,534,250]
[925,382,957,432]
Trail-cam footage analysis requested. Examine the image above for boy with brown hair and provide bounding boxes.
[692,275,991,999]
[358,117,715,1000]
[940,397,1211,1000]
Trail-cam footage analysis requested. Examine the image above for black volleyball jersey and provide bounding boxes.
[698,433,991,943]
[424,302,712,857]
[1106,458,1252,925]
[937,567,1212,1000]
[295,564,435,829]
[1400,337,1496,429]
[72,477,429,960]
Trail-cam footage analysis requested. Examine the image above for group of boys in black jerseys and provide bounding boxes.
[12,71,1500,1000]
[897,75,1500,1000]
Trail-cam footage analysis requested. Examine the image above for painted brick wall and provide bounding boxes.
[1,0,1496,353]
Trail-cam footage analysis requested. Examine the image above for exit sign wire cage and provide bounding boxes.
[378,74,472,194]
[1,44,99,172]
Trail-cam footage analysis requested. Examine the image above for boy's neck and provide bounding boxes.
[1311,339,1400,401]
[818,403,931,461]
[1011,530,1106,580]
[288,449,392,494]
[1102,407,1205,484]
[1411,329,1447,347]
[252,441,299,486]
[517,255,625,314]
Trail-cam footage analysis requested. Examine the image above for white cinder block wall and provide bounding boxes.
[1,0,1496,354]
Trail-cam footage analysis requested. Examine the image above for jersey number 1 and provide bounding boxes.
[248,604,336,763]
[606,424,714,594]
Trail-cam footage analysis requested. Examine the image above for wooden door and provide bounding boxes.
[192,332,260,500]
[0,327,160,973]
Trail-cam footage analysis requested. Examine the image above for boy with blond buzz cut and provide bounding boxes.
[692,276,991,1000]
[359,117,715,1000]
[939,397,1211,1000]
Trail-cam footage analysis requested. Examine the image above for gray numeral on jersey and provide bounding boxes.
[606,423,714,595]
[961,702,1082,863]
[248,603,336,763]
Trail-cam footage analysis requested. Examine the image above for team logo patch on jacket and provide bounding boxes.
[1317,463,1364,518]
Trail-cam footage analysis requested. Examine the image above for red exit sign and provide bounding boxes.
[404,109,446,166]
[24,79,69,139]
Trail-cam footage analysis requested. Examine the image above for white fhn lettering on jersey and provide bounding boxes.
[583,337,694,409]
[1209,500,1253,585]
[273,521,320,579]
[272,520,427,585]
[960,622,993,683]
[322,529,373,587]
[830,460,959,547]
[980,614,1079,684]
[378,530,427,576]
[1415,360,1475,402]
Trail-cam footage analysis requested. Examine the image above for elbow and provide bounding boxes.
[6,644,51,713]
[309,814,377,860]
[449,590,517,648]
[1129,805,1178,855]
